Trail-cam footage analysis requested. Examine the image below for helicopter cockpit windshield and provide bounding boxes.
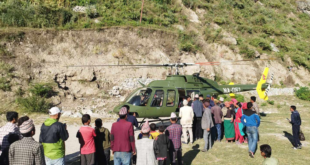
[127,88,153,106]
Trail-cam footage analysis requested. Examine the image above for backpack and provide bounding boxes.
[299,129,305,141]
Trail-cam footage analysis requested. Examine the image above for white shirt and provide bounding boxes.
[179,105,194,127]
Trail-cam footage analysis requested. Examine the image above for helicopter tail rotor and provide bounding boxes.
[256,67,270,100]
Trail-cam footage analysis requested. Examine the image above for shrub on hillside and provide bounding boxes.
[0,62,14,91]
[295,87,310,101]
[239,45,256,58]
[249,38,272,51]
[16,96,51,113]
[29,83,57,98]
[267,100,274,105]
[235,94,244,102]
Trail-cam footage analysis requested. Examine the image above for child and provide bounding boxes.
[260,144,278,165]
[94,118,111,165]
[150,123,160,139]
[154,125,170,165]
[77,114,96,165]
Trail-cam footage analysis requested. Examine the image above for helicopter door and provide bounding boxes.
[146,89,165,117]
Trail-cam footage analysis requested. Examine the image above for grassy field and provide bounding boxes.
[65,95,310,165]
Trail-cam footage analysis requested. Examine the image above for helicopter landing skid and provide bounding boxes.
[138,118,170,128]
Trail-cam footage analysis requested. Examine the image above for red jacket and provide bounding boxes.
[111,119,135,153]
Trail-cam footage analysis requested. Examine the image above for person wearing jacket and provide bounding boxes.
[154,125,170,165]
[192,94,204,140]
[288,105,302,149]
[241,102,260,158]
[201,100,214,152]
[179,100,194,144]
[39,107,69,165]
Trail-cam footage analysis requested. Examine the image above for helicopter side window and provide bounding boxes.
[127,88,152,106]
[166,90,176,107]
[151,90,164,107]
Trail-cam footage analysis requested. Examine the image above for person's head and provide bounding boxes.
[49,107,62,121]
[6,111,18,123]
[183,96,187,100]
[158,125,165,133]
[194,94,199,100]
[82,114,91,125]
[122,105,130,113]
[251,96,256,103]
[206,95,211,99]
[203,99,210,108]
[18,116,29,126]
[236,102,242,108]
[19,118,35,137]
[8,133,20,145]
[219,97,224,103]
[199,94,204,101]
[187,95,191,102]
[260,144,272,158]
[224,101,230,107]
[141,121,150,136]
[214,99,219,105]
[290,105,296,112]
[150,123,156,131]
[170,112,177,123]
[247,102,253,110]
[95,118,102,128]
[183,100,188,106]
[119,107,128,120]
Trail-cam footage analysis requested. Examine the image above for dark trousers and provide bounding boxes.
[81,153,95,165]
[293,125,302,147]
[193,117,203,140]
[95,148,110,165]
[169,148,182,165]
[158,160,166,165]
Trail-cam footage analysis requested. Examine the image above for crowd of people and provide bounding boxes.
[0,94,303,165]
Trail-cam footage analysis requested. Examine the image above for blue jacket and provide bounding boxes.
[117,115,138,128]
[193,100,203,117]
[291,110,301,126]
[241,110,260,127]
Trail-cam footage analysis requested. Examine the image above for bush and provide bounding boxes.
[0,62,14,91]
[249,38,272,51]
[239,45,256,58]
[295,87,310,101]
[261,102,267,107]
[179,31,200,52]
[16,96,51,113]
[214,17,226,25]
[29,83,56,98]
[267,100,274,105]
[235,94,244,102]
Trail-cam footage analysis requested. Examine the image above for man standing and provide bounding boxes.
[201,100,214,152]
[206,95,215,107]
[135,121,157,165]
[0,111,21,156]
[117,105,138,128]
[251,96,260,115]
[241,102,260,158]
[179,100,194,144]
[192,94,204,140]
[166,113,183,165]
[211,100,223,142]
[39,107,69,165]
[288,105,302,149]
[9,117,46,165]
[111,107,136,165]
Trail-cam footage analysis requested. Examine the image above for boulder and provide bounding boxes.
[222,37,237,45]
[270,43,279,52]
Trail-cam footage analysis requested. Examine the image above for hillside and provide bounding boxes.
[1,0,310,114]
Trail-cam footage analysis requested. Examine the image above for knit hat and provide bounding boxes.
[170,112,177,119]
[19,119,34,134]
[183,100,188,106]
[119,107,127,115]
[194,94,199,98]
[219,97,224,102]
[141,120,150,133]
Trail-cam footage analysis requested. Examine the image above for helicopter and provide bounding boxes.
[70,61,273,124]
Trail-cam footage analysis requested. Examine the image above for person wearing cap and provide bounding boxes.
[39,107,69,165]
[0,111,21,156]
[186,95,192,107]
[192,94,204,141]
[219,97,225,109]
[211,99,223,142]
[9,116,46,165]
[206,95,215,108]
[111,107,136,165]
[179,99,194,144]
[94,118,111,165]
[166,112,183,165]
[135,121,157,165]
